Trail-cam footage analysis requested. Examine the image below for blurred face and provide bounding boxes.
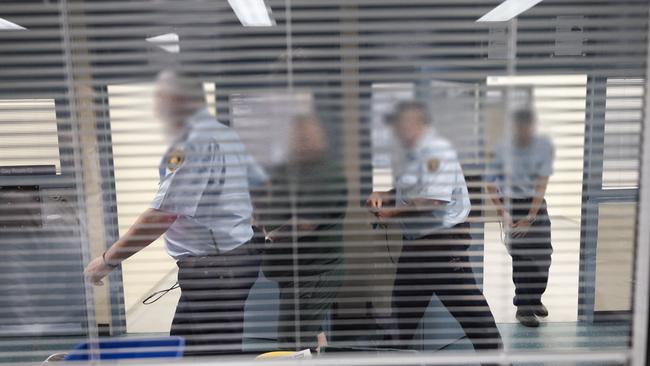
[514,121,535,147]
[393,108,427,149]
[154,82,194,141]
[290,117,327,161]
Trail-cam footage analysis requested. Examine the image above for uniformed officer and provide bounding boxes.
[487,108,554,328]
[366,101,503,353]
[84,70,267,356]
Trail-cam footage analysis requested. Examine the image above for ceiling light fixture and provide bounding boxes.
[146,33,180,54]
[228,0,274,27]
[0,17,26,30]
[477,0,544,22]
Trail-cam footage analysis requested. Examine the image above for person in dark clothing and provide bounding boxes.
[262,115,347,352]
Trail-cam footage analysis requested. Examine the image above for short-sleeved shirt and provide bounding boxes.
[392,128,471,240]
[150,108,267,259]
[262,158,347,277]
[490,134,554,199]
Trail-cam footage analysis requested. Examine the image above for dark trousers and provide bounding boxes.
[507,198,553,309]
[392,223,503,351]
[277,266,343,351]
[171,241,262,356]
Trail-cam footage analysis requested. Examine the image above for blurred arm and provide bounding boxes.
[527,176,549,220]
[104,208,177,264]
[85,208,176,285]
[487,183,506,217]
[246,153,269,187]
[266,219,320,240]
[376,197,444,219]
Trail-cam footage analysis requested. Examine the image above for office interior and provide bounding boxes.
[0,0,648,365]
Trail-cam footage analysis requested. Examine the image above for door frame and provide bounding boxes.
[578,75,640,323]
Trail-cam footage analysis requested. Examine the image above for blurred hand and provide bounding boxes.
[512,218,532,238]
[84,257,113,286]
[265,229,279,243]
[375,207,398,221]
[365,191,386,211]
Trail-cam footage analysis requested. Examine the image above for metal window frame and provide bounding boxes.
[631,11,650,366]
[579,73,644,324]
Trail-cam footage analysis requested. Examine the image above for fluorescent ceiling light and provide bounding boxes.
[228,0,274,27]
[146,32,180,54]
[477,0,544,22]
[0,17,26,30]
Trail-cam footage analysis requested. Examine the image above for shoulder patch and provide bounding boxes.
[167,149,185,172]
[427,158,440,172]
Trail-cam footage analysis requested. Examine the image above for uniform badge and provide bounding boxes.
[427,158,440,172]
[167,149,185,172]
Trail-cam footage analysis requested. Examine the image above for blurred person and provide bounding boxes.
[487,108,554,328]
[84,69,267,356]
[366,101,504,354]
[262,115,347,353]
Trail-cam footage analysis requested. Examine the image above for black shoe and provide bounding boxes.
[516,310,540,328]
[533,304,548,318]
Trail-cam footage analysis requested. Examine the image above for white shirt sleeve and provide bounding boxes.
[416,148,457,203]
[150,141,219,217]
[538,137,555,177]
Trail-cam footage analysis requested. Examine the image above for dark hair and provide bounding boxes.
[386,101,430,125]
[513,109,535,124]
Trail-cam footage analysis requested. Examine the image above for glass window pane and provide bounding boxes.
[603,78,643,189]
[0,99,60,173]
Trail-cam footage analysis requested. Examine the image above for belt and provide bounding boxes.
[176,240,260,268]
[501,197,546,204]
[510,197,535,203]
[405,221,471,241]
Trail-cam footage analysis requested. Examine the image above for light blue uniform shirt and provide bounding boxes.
[393,128,471,240]
[491,135,554,199]
[150,108,267,259]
